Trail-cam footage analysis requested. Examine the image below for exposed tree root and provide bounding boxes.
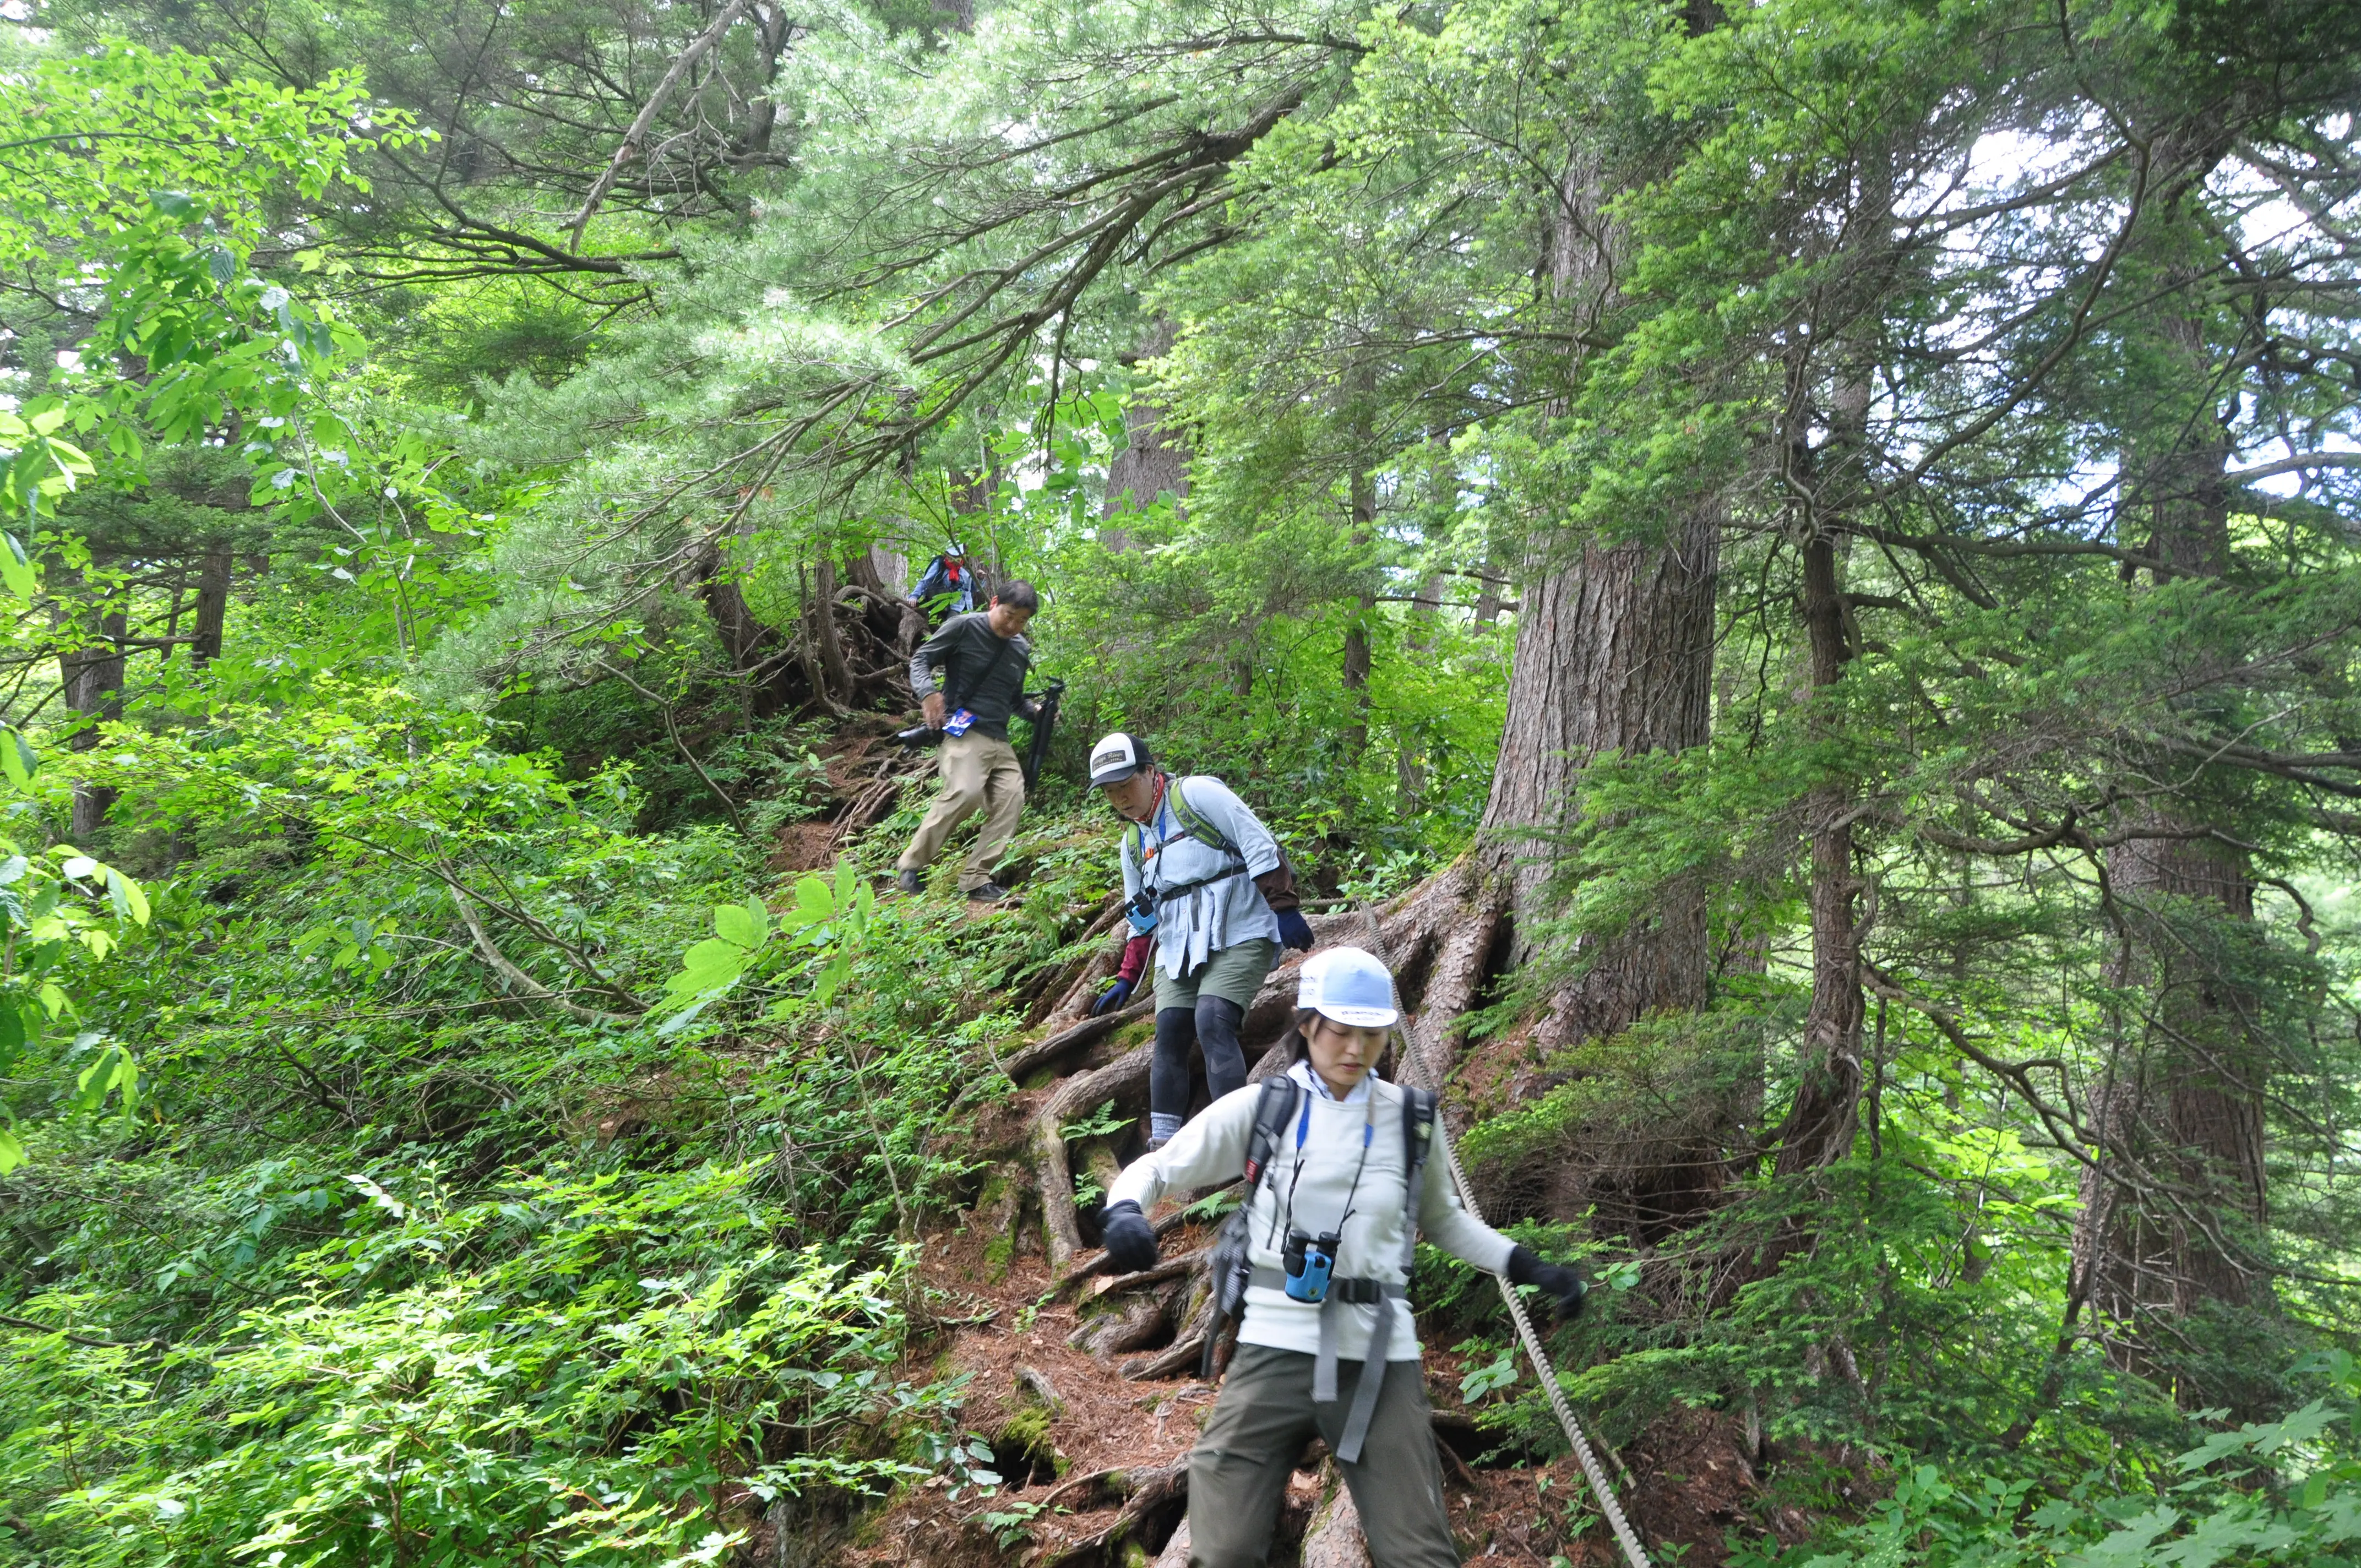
[1003,1000,1152,1083]
[1033,1044,1156,1271]
[1301,1470,1370,1568]
[1030,1461,1189,1568]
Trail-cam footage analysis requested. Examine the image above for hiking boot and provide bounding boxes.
[895,869,922,895]
[966,881,1012,904]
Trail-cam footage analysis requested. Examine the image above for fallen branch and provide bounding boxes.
[0,1314,161,1350]
[449,885,644,1026]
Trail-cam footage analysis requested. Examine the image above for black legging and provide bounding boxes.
[1151,997,1247,1138]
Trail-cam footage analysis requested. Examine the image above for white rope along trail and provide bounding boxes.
[1357,907,1653,1568]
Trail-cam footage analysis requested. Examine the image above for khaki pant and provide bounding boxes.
[896,731,1025,891]
[1188,1344,1459,1568]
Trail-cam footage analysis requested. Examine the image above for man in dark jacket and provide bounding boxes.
[894,581,1040,903]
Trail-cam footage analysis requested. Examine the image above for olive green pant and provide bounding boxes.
[1151,936,1279,1013]
[896,731,1025,891]
[1188,1344,1459,1568]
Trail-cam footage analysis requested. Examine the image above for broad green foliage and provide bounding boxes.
[2,1165,923,1567]
[0,45,407,548]
[659,861,877,1034]
[1730,1354,2361,1568]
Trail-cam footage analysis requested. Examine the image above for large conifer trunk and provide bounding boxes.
[1477,512,1720,1040]
[2075,269,2271,1372]
[1394,154,1720,1058]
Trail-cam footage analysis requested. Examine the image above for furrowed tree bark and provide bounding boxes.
[191,545,232,665]
[1466,139,1720,1048]
[2073,151,2272,1388]
[1103,319,1188,549]
[59,595,127,841]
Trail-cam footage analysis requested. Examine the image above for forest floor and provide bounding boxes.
[749,727,1800,1568]
[813,1193,1783,1568]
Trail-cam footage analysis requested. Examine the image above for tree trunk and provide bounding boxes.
[61,602,128,840]
[1476,505,1720,1031]
[2071,144,2270,1389]
[1340,373,1380,757]
[734,2,794,166]
[1460,144,1721,1047]
[811,554,854,701]
[1772,525,1863,1174]
[1103,319,1187,548]
[191,545,232,665]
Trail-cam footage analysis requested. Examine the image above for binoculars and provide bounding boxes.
[1283,1228,1341,1303]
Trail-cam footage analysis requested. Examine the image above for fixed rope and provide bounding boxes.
[1357,907,1653,1568]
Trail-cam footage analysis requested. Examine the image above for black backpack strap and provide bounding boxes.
[1205,1074,1299,1379]
[1400,1084,1436,1210]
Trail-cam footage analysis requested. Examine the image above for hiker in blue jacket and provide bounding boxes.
[1087,732,1315,1148]
[907,545,978,622]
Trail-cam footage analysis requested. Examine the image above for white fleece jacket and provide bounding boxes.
[1106,1063,1516,1362]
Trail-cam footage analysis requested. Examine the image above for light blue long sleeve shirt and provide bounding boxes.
[1117,775,1283,979]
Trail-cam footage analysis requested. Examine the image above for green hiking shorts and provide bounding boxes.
[1152,937,1280,1014]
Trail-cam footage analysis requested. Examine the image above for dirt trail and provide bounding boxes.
[819,888,1772,1568]
[762,759,1772,1568]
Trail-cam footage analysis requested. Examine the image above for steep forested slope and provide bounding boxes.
[4,0,2361,1565]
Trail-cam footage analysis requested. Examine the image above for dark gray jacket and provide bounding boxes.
[910,612,1033,740]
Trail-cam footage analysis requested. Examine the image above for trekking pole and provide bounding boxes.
[1357,910,1653,1568]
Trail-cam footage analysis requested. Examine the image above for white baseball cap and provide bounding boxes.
[1296,946,1399,1029]
[1089,731,1155,787]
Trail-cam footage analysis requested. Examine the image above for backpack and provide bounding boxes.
[1201,1075,1437,1378]
[1124,778,1293,910]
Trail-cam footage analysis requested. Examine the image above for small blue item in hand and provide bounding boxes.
[944,706,978,737]
[1275,908,1314,950]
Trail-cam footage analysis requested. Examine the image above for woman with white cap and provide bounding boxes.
[1099,946,1588,1568]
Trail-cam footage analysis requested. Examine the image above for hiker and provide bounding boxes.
[907,544,978,622]
[894,582,1041,903]
[1099,947,1588,1568]
[1087,732,1315,1148]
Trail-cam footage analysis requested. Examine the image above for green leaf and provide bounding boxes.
[105,868,150,925]
[792,874,834,927]
[0,533,36,599]
[713,899,766,949]
[0,1122,20,1175]
[0,727,30,791]
[664,937,749,1001]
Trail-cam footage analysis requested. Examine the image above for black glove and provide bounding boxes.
[1101,1200,1158,1274]
[1508,1245,1587,1321]
[1091,976,1134,1016]
[1274,908,1315,951]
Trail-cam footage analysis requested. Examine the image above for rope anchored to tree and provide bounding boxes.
[1360,907,1652,1568]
